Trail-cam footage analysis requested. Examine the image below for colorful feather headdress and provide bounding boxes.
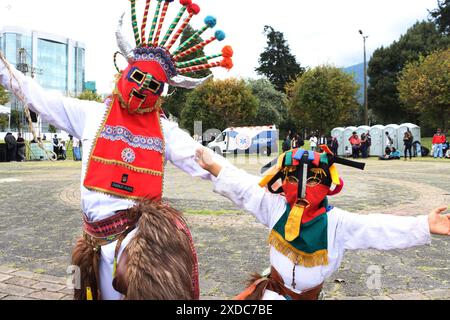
[116,0,234,89]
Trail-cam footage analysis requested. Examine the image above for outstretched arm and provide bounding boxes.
[336,206,449,251]
[195,147,286,228]
[162,118,236,181]
[0,53,102,139]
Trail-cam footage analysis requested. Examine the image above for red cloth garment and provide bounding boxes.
[83,97,164,201]
[349,136,361,146]
[432,134,446,144]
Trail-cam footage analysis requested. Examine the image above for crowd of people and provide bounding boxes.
[3,132,26,162]
[282,128,449,161]
[2,132,83,162]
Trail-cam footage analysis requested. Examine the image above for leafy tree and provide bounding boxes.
[368,21,449,124]
[247,79,285,127]
[78,90,103,102]
[0,85,9,105]
[429,0,450,35]
[256,26,305,92]
[287,65,360,135]
[398,48,450,131]
[180,78,258,134]
[0,114,8,131]
[163,25,212,119]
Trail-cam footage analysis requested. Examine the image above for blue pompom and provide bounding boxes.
[165,0,175,2]
[204,16,217,28]
[215,30,226,41]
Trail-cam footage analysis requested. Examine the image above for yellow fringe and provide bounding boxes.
[268,231,329,268]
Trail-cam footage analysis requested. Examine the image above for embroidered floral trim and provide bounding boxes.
[100,125,164,153]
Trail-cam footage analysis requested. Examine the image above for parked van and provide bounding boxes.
[208,125,278,156]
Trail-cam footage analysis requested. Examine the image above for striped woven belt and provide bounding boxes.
[83,210,141,245]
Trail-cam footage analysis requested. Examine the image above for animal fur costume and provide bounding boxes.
[73,201,198,300]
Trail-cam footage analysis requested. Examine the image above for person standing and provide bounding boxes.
[4,132,17,162]
[385,132,394,152]
[309,134,318,152]
[282,135,292,152]
[403,130,414,161]
[16,132,26,162]
[360,133,369,159]
[52,134,60,159]
[349,132,361,159]
[330,136,339,155]
[432,129,446,159]
[73,137,81,161]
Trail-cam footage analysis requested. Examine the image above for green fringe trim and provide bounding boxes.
[268,230,329,268]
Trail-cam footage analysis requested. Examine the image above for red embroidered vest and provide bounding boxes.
[83,97,164,201]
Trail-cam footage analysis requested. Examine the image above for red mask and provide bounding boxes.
[116,60,168,114]
[282,179,330,224]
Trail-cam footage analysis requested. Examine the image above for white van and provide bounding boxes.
[208,125,279,156]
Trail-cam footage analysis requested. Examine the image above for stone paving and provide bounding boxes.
[0,156,449,300]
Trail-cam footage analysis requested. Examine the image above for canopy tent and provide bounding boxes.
[0,105,11,114]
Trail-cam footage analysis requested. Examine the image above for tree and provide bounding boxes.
[180,78,258,134]
[247,79,285,128]
[368,21,449,124]
[163,25,212,119]
[0,85,9,105]
[287,65,360,135]
[256,26,305,92]
[398,48,450,131]
[78,90,103,102]
[429,0,450,35]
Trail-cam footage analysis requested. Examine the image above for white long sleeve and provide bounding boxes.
[213,166,286,228]
[0,58,100,139]
[163,119,236,182]
[335,210,432,251]
[212,165,433,298]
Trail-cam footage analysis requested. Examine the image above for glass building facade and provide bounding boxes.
[0,26,86,132]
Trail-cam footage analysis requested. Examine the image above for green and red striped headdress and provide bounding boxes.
[116,0,234,90]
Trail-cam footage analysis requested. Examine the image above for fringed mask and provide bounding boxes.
[261,146,365,270]
[114,0,234,113]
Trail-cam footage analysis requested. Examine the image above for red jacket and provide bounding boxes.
[432,134,446,144]
[349,136,361,146]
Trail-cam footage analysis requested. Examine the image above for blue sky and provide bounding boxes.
[0,0,439,94]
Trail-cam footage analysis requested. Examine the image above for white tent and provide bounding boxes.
[0,105,11,114]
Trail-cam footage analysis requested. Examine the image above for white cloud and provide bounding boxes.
[0,0,438,93]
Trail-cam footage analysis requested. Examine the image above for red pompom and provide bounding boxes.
[180,0,192,6]
[220,58,233,70]
[222,46,234,58]
[187,3,200,14]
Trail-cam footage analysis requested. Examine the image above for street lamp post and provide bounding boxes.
[359,30,369,126]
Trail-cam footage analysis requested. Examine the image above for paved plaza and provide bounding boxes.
[0,156,449,300]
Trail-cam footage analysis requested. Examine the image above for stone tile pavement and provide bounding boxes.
[2,264,450,300]
[0,157,449,300]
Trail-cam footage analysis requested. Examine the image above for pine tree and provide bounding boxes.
[429,0,450,35]
[256,26,304,92]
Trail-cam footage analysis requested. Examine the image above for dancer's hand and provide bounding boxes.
[195,147,222,177]
[428,206,450,235]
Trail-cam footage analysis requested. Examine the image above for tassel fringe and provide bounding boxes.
[268,231,329,268]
